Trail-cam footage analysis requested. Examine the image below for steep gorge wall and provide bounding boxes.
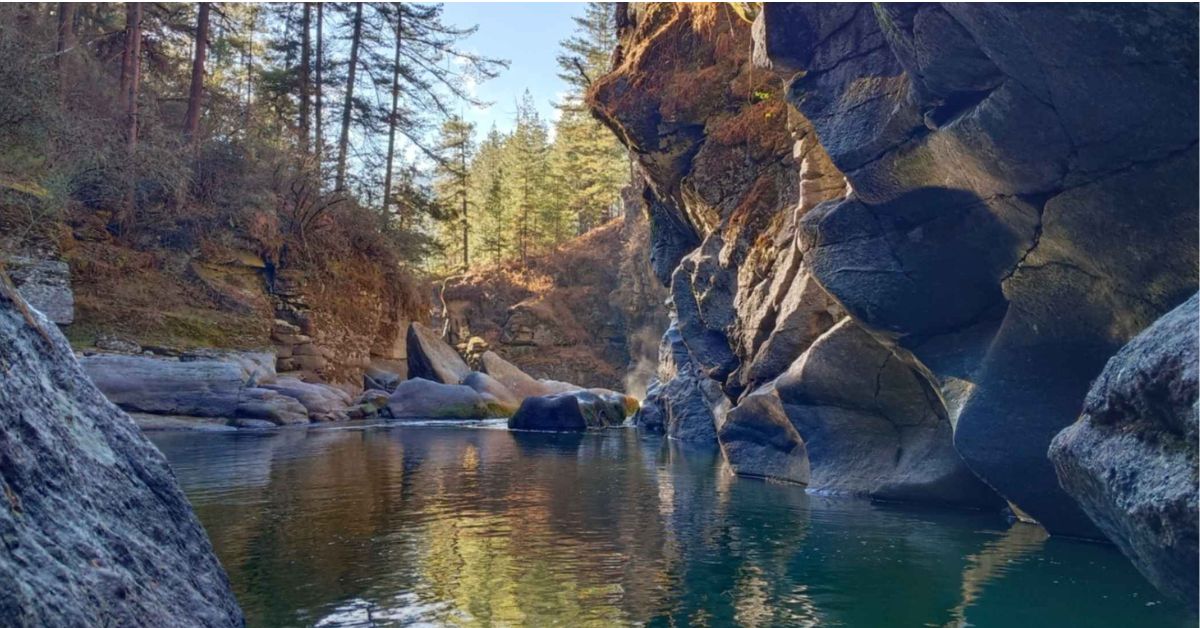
[590,2,1197,540]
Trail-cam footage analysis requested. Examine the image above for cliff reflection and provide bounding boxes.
[151,425,1192,628]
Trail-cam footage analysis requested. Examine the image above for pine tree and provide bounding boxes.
[433,115,475,270]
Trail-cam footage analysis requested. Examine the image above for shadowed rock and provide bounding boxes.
[775,318,1000,508]
[406,321,471,385]
[0,286,243,625]
[1051,294,1199,609]
[718,384,809,485]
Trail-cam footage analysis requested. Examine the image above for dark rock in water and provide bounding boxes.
[1051,293,1199,609]
[508,394,589,432]
[0,287,243,624]
[386,378,491,420]
[775,319,1000,508]
[81,353,247,418]
[717,384,810,485]
[407,322,472,385]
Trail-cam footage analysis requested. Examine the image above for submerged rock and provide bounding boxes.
[1050,294,1199,609]
[406,322,472,385]
[0,285,242,624]
[386,378,492,420]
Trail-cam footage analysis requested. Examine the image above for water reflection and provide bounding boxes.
[150,426,1194,627]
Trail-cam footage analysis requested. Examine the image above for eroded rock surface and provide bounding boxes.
[385,378,492,420]
[0,286,242,625]
[592,2,1198,535]
[1051,294,1199,608]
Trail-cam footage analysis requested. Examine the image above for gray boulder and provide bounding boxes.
[718,384,810,485]
[1050,294,1199,609]
[235,387,309,425]
[81,354,247,418]
[386,377,492,420]
[406,322,471,384]
[462,371,521,417]
[775,318,1000,508]
[0,284,242,624]
[479,350,550,398]
[260,377,352,422]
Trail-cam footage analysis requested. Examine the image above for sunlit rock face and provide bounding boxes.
[591,2,1197,538]
[769,3,1198,537]
[1051,294,1199,610]
[0,286,243,625]
[589,3,989,508]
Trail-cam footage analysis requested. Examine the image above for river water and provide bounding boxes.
[150,423,1194,627]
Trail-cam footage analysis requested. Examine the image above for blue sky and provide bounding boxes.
[439,3,585,135]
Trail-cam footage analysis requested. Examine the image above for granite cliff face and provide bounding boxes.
[0,282,243,625]
[590,0,1197,543]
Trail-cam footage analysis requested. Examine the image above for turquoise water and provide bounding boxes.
[150,423,1195,627]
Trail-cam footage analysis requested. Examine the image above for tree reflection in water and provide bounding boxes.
[151,425,1193,627]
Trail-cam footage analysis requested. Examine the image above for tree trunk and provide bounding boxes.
[314,3,324,169]
[335,2,363,192]
[119,2,142,229]
[298,2,311,155]
[182,2,210,143]
[381,10,402,214]
[460,142,469,270]
[55,3,76,107]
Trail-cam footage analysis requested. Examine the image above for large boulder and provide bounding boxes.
[260,377,352,422]
[775,319,1000,508]
[386,377,492,420]
[479,350,550,398]
[1050,294,1199,609]
[634,324,727,443]
[462,371,521,417]
[235,387,310,425]
[717,384,810,485]
[81,354,248,418]
[406,321,472,385]
[0,284,242,624]
[508,394,588,432]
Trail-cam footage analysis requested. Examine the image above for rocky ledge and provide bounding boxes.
[0,282,242,624]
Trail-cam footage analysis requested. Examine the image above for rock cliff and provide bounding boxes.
[0,281,243,624]
[590,1,1197,541]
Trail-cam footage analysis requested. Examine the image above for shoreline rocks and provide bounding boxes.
[0,283,243,624]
